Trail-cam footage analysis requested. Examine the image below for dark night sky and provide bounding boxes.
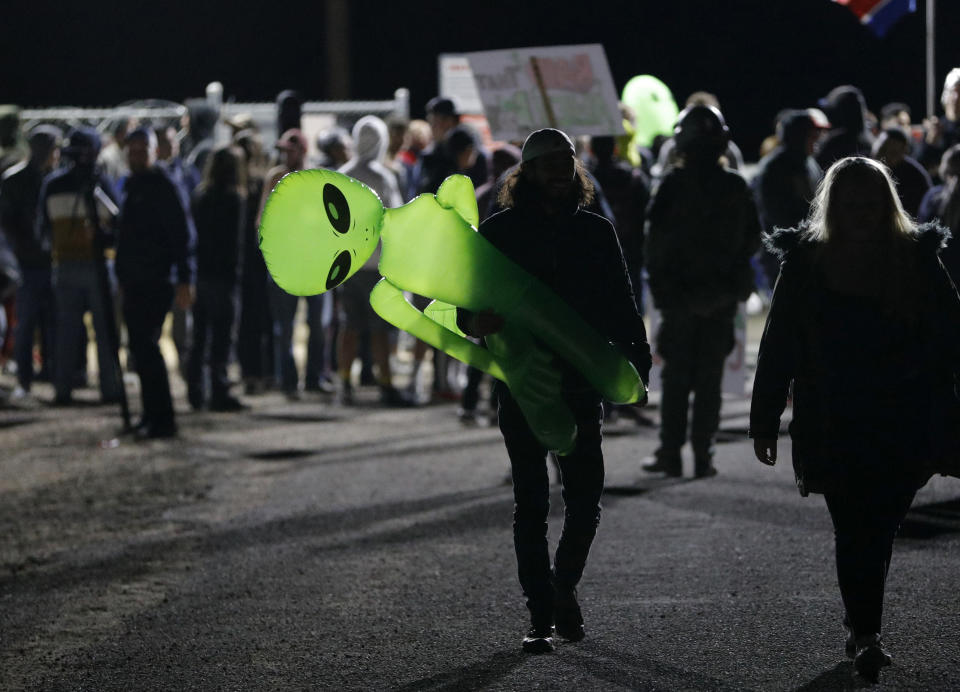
[3,0,958,159]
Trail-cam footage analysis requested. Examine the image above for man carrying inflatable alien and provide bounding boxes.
[259,127,651,654]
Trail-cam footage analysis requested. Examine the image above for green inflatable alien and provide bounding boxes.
[621,74,680,150]
[259,169,645,454]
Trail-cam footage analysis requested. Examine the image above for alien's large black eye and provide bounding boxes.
[326,250,351,290]
[323,183,351,234]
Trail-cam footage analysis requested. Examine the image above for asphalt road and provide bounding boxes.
[1,379,959,691]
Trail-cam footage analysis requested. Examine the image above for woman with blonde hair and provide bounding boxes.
[750,156,960,682]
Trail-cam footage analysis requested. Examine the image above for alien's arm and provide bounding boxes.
[368,278,507,382]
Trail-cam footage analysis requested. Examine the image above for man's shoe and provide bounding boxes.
[210,395,246,412]
[641,456,682,477]
[694,463,718,479]
[380,385,415,407]
[305,377,337,395]
[554,587,585,642]
[521,626,555,654]
[843,617,856,659]
[853,634,892,683]
[187,385,205,411]
[136,420,177,440]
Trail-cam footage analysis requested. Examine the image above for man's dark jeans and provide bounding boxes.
[497,383,604,625]
[123,281,175,426]
[656,310,734,469]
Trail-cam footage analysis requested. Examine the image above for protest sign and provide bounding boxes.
[463,44,624,141]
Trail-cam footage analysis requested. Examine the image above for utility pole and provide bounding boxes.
[926,0,936,118]
[325,0,351,100]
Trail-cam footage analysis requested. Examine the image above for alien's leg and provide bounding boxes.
[501,279,645,406]
[368,279,506,381]
[370,279,579,455]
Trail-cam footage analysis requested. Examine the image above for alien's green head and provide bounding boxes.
[259,169,385,296]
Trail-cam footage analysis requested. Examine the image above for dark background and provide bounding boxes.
[3,0,958,159]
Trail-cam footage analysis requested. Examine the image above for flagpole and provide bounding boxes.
[926,0,936,118]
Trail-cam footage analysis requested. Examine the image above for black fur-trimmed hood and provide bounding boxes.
[762,222,951,260]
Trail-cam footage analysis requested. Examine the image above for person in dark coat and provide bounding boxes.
[587,135,649,300]
[751,110,824,292]
[185,145,246,411]
[871,128,931,217]
[815,85,875,170]
[456,128,651,654]
[750,156,960,684]
[918,143,960,282]
[643,105,761,478]
[0,125,60,395]
[116,128,195,438]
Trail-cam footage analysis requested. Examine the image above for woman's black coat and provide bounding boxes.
[749,223,960,495]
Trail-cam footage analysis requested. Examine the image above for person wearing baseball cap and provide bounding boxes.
[456,127,651,654]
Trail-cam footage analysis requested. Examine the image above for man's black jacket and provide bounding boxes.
[460,204,651,393]
[116,167,195,287]
[0,160,49,269]
[645,165,761,318]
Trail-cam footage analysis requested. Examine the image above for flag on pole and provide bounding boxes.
[833,0,917,37]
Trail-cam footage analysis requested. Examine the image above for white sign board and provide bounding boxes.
[439,54,485,115]
[463,44,624,142]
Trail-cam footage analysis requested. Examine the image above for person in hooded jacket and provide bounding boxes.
[643,105,761,478]
[336,115,410,406]
[750,156,960,683]
[815,86,875,170]
[751,110,825,292]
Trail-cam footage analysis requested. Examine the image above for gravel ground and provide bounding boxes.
[2,371,959,691]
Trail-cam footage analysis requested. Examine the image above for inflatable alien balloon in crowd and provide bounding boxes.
[621,74,679,150]
[258,170,645,454]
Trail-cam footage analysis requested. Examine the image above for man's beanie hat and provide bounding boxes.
[521,128,575,163]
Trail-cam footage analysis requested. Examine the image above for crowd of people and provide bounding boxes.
[1,74,959,433]
[2,71,960,681]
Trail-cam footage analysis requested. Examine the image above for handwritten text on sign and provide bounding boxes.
[464,44,624,141]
